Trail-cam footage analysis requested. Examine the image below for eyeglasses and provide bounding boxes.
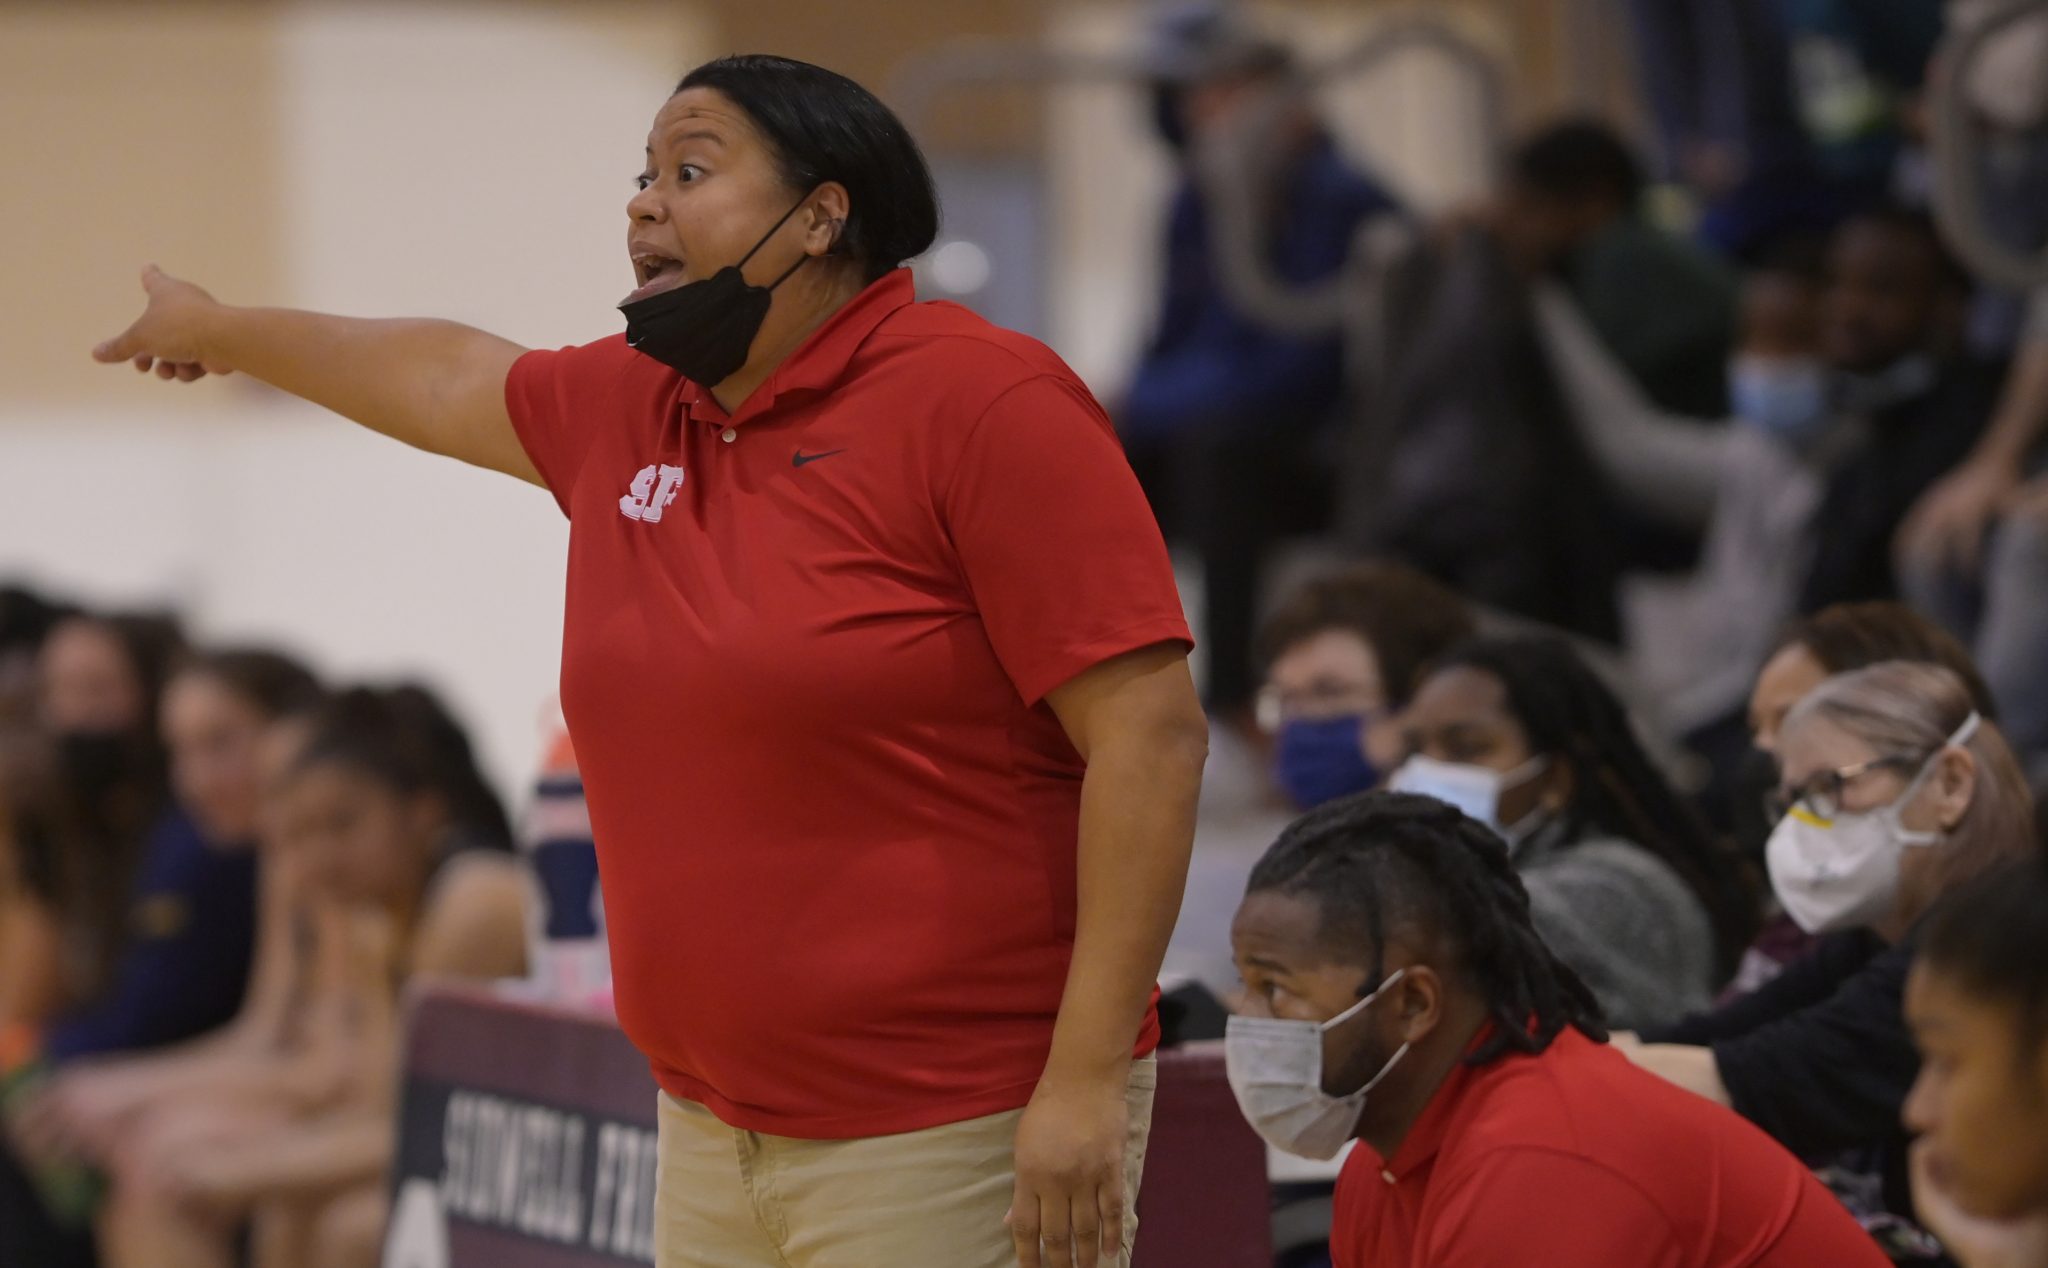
[1255,685,1386,733]
[1766,753,1921,823]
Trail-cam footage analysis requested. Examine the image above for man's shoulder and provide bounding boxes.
[1581,218,1732,296]
[1448,1030,1725,1162]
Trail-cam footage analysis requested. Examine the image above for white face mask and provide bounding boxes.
[1731,355,1831,445]
[1389,755,1549,847]
[1765,714,1979,934]
[1225,969,1410,1161]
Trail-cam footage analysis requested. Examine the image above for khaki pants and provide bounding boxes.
[653,1058,1157,1268]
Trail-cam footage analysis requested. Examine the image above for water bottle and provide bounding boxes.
[519,731,611,1008]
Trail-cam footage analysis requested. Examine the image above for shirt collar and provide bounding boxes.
[681,268,915,428]
[1374,1022,1508,1182]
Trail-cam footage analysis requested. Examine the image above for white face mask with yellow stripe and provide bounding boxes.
[1765,713,1979,934]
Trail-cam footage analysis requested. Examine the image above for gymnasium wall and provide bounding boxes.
[0,0,1633,799]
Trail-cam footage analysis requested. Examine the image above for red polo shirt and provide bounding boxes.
[1333,1028,1890,1268]
[505,270,1189,1139]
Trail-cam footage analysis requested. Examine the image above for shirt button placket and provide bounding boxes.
[721,427,737,444]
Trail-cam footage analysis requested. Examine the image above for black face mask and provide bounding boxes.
[619,193,814,386]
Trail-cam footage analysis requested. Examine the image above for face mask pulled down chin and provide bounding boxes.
[1225,969,1410,1160]
[619,193,814,386]
[1765,713,1979,934]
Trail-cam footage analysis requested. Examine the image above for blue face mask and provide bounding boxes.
[1730,356,1830,445]
[1274,715,1379,810]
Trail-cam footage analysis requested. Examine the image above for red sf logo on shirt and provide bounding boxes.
[619,464,685,523]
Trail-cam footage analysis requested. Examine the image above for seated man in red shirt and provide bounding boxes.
[1226,791,1889,1268]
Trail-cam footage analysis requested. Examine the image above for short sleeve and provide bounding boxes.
[1423,1149,1687,1268]
[505,340,627,517]
[942,373,1192,706]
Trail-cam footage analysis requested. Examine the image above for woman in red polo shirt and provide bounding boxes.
[91,53,1208,1268]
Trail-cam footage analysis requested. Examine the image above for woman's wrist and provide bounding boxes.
[193,299,240,370]
[1040,1010,1141,1088]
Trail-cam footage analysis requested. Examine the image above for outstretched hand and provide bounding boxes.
[91,265,231,383]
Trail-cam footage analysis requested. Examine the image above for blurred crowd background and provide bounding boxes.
[4,1,2048,1266]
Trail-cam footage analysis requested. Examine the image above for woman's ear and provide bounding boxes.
[806,182,851,256]
[1538,758,1576,815]
[1930,745,1978,832]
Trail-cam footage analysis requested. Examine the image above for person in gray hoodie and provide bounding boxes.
[1390,636,1757,1031]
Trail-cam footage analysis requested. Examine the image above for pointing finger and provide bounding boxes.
[90,330,138,364]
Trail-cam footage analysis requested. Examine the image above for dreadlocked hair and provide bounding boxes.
[1247,790,1608,1064]
[1432,637,1760,979]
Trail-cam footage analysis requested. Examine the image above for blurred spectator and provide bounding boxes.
[93,684,527,1268]
[1803,206,2000,609]
[2,648,319,1267]
[9,699,323,1176]
[1740,600,1994,845]
[1623,0,1845,256]
[31,612,187,1021]
[1899,296,2048,570]
[1254,562,1475,812]
[1778,0,1946,204]
[1122,3,1399,720]
[1748,604,1996,757]
[0,585,75,727]
[1941,0,2048,357]
[0,585,71,1009]
[1903,858,2048,1268]
[1391,636,1755,1030]
[0,742,73,1033]
[1898,298,2048,781]
[1541,209,2000,773]
[1499,119,1739,420]
[1626,661,2036,1254]
[1538,238,1828,744]
[1497,118,1738,576]
[42,650,320,1063]
[1340,219,1623,640]
[1227,792,1889,1268]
